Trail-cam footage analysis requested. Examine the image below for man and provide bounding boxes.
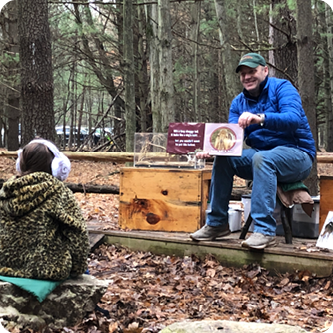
[191,53,316,249]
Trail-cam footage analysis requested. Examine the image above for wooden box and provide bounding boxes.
[320,176,333,233]
[119,167,212,232]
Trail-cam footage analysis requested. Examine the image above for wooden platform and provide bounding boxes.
[88,223,333,278]
[88,174,333,278]
[88,232,105,251]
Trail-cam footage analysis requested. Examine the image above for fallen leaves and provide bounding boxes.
[80,244,333,333]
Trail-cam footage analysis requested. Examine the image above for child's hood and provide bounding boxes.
[0,172,62,217]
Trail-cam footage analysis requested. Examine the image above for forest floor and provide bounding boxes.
[1,152,333,333]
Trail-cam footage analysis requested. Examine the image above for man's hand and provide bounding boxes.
[238,112,262,129]
[196,151,210,159]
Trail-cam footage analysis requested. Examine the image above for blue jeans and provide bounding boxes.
[206,147,313,236]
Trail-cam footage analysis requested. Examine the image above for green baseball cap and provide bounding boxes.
[236,53,266,73]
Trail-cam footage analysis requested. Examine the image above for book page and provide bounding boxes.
[316,211,333,250]
[203,123,244,156]
[166,122,205,154]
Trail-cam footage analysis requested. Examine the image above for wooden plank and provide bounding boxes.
[320,176,333,234]
[1,150,332,163]
[98,229,331,259]
[101,230,333,277]
[317,153,333,163]
[0,150,135,162]
[119,167,211,232]
[88,232,105,251]
[201,170,211,227]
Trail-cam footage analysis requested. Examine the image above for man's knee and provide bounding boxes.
[252,151,263,169]
[252,151,274,171]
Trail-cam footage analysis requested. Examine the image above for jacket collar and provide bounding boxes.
[242,76,269,101]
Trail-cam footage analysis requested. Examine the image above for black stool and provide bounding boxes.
[239,201,293,244]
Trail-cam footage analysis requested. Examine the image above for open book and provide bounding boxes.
[316,211,333,251]
[167,122,244,156]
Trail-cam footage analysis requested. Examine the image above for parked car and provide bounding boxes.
[56,126,88,144]
[93,127,113,144]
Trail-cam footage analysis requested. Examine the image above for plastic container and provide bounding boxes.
[133,132,205,169]
[228,208,242,232]
[241,194,320,238]
[205,203,242,232]
[291,195,320,239]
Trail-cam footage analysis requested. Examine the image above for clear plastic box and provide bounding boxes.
[134,133,205,169]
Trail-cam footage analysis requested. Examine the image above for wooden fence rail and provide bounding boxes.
[1,150,333,163]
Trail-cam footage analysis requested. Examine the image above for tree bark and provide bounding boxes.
[137,5,148,132]
[190,1,201,122]
[147,4,161,133]
[269,0,298,85]
[214,0,239,109]
[158,0,175,132]
[253,0,260,44]
[296,0,318,195]
[325,3,333,151]
[2,1,20,151]
[123,0,136,152]
[65,182,119,194]
[18,0,55,145]
[68,61,76,149]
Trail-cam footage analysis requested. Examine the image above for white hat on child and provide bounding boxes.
[16,139,71,181]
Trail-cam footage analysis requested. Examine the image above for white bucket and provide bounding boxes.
[228,209,242,232]
[205,204,242,232]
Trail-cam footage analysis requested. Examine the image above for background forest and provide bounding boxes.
[0,0,330,154]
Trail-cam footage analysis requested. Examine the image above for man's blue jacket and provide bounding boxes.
[229,76,316,161]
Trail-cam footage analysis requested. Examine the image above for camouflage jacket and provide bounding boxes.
[0,172,89,280]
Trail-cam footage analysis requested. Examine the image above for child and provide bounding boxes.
[0,138,89,281]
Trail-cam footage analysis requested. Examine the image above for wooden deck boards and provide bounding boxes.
[87,221,333,278]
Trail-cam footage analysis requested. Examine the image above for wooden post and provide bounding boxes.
[320,176,333,233]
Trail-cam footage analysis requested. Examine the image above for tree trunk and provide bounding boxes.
[137,5,148,132]
[18,0,55,145]
[203,1,225,123]
[253,0,260,44]
[236,6,244,42]
[214,0,239,110]
[73,0,125,120]
[296,0,318,195]
[114,0,124,135]
[77,85,86,147]
[123,0,136,152]
[64,182,119,194]
[218,50,230,122]
[2,1,20,151]
[268,2,276,77]
[190,1,201,122]
[147,4,161,133]
[269,0,298,85]
[68,62,76,149]
[158,0,175,132]
[325,3,333,151]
